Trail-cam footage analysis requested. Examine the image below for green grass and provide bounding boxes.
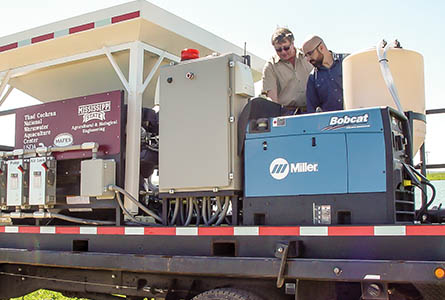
[10,290,156,300]
[427,172,445,181]
[10,289,89,300]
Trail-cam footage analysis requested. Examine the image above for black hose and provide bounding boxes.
[170,198,180,225]
[416,181,437,220]
[194,199,201,226]
[183,198,194,226]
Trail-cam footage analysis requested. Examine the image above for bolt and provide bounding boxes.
[111,274,116,279]
[115,285,120,289]
[333,267,342,276]
[21,277,25,281]
[277,247,284,253]
[18,268,22,272]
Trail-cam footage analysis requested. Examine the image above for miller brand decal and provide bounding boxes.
[269,158,319,180]
[322,113,370,131]
[78,101,111,123]
[54,133,73,147]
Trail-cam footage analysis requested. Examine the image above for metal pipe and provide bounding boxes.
[0,211,115,225]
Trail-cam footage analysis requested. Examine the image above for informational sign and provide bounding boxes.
[15,90,123,160]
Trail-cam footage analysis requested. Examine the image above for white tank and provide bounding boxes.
[343,47,426,155]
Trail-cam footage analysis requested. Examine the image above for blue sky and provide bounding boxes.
[0,0,444,163]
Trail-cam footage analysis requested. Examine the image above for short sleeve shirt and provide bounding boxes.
[262,49,313,107]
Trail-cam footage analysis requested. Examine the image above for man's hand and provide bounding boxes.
[266,88,279,103]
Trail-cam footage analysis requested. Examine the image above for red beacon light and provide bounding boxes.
[181,48,200,61]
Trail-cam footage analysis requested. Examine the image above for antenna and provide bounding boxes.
[242,42,251,67]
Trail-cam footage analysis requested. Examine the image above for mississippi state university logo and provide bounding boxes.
[269,158,289,180]
[78,101,111,123]
[269,158,320,180]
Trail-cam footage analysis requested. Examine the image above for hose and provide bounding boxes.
[170,198,180,225]
[194,199,201,226]
[404,164,438,220]
[415,181,437,220]
[202,197,209,225]
[376,40,404,114]
[107,184,163,223]
[214,196,230,226]
[50,213,115,225]
[115,192,159,226]
[208,197,223,225]
[183,198,194,226]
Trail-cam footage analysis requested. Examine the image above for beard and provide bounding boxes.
[310,53,324,68]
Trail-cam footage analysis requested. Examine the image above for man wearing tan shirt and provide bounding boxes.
[262,28,313,114]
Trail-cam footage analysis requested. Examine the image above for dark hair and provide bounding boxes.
[271,28,294,45]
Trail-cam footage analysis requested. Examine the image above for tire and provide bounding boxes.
[192,288,264,300]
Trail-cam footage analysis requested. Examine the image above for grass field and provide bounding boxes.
[427,172,445,181]
[11,290,156,300]
[10,290,88,300]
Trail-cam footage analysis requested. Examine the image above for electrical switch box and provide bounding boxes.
[29,157,56,206]
[81,159,115,199]
[234,61,254,97]
[6,159,29,207]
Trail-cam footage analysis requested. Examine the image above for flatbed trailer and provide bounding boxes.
[0,223,444,299]
[0,1,444,300]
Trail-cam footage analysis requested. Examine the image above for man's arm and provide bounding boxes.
[261,62,279,103]
[306,75,319,113]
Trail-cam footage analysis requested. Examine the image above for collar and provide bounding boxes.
[314,51,342,71]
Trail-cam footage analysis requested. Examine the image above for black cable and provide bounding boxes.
[416,181,437,220]
[115,192,161,226]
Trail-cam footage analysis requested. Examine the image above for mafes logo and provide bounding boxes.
[54,133,73,147]
[269,158,290,180]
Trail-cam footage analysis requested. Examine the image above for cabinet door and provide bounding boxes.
[245,133,348,197]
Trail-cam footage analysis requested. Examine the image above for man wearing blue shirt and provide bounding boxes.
[302,35,346,113]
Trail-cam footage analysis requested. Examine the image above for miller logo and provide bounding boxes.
[269,158,319,180]
[269,158,289,180]
[78,101,111,123]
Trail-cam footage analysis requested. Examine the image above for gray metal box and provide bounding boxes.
[159,53,251,193]
[80,159,115,199]
[29,157,56,206]
[6,159,29,207]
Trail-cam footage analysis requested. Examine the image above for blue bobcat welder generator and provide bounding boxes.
[242,106,415,225]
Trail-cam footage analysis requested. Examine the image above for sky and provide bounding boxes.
[0,0,444,164]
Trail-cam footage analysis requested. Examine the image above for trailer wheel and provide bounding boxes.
[192,288,264,300]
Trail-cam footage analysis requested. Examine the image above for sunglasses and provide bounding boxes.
[305,42,322,57]
[275,45,291,53]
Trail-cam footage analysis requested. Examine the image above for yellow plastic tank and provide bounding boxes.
[343,47,425,155]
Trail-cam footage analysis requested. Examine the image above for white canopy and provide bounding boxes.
[0,0,265,107]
